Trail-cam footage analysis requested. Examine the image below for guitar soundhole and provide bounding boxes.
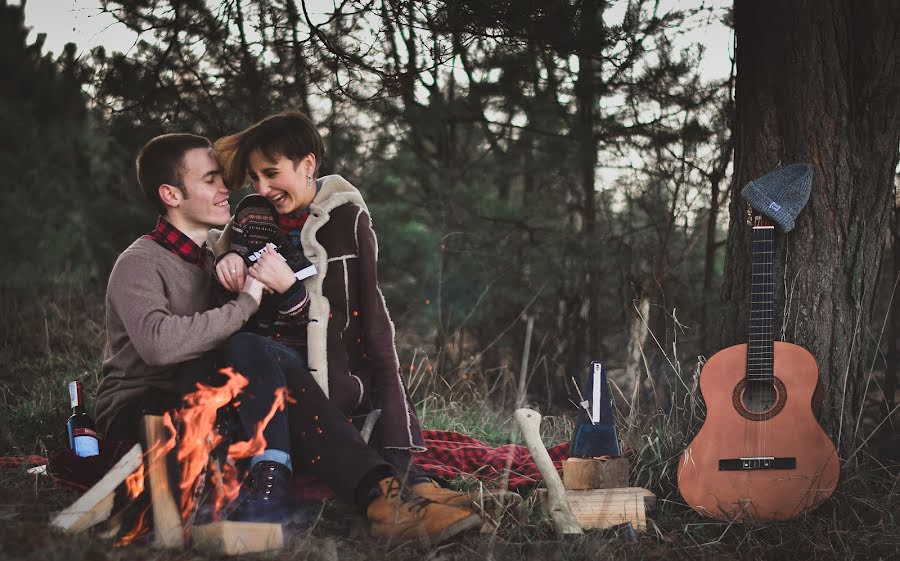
[733,378,787,421]
[743,380,777,412]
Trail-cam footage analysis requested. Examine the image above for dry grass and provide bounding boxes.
[0,286,898,560]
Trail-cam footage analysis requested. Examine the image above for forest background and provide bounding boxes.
[0,0,898,559]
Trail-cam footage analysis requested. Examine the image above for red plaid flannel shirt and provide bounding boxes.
[145,217,206,268]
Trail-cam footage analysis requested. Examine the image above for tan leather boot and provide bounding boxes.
[412,481,524,510]
[367,477,481,543]
[410,480,472,508]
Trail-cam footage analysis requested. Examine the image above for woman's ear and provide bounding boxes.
[304,153,317,177]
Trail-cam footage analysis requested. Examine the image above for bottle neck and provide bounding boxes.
[71,405,85,415]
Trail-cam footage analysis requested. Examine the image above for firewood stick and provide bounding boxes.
[514,408,583,537]
[51,443,143,533]
[142,415,184,549]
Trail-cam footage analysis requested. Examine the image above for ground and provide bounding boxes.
[0,287,897,560]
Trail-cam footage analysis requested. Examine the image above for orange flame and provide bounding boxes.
[117,366,293,541]
[174,367,249,518]
[124,464,145,500]
[227,387,289,460]
[116,505,149,547]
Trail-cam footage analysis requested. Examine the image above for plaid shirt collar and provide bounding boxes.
[145,217,206,268]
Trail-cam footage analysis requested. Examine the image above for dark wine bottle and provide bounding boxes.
[67,381,100,457]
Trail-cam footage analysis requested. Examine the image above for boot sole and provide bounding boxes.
[371,512,482,545]
[431,512,482,544]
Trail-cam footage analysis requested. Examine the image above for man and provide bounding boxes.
[94,133,293,521]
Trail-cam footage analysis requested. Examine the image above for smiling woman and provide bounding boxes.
[205,111,483,540]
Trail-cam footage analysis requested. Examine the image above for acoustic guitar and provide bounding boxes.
[678,212,839,521]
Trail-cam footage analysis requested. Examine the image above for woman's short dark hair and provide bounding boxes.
[215,111,325,189]
[136,133,212,215]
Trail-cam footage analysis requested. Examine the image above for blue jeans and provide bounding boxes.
[221,333,394,503]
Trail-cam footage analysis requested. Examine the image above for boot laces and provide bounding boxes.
[385,478,434,515]
[250,464,279,500]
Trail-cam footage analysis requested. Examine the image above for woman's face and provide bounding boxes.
[247,150,316,214]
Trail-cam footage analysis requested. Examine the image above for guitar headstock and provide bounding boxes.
[747,207,776,228]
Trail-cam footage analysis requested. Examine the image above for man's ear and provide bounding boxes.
[159,183,183,210]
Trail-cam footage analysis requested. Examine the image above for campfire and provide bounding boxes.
[52,367,288,555]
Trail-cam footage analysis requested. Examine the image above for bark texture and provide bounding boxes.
[721,1,900,456]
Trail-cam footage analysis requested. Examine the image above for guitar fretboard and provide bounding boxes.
[747,225,774,382]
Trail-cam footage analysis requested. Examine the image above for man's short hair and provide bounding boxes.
[215,111,325,190]
[136,134,212,215]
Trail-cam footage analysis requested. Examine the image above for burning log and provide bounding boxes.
[142,415,185,549]
[53,368,298,554]
[51,443,143,533]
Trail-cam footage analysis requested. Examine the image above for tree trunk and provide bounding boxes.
[722,0,900,456]
[886,200,900,416]
[625,291,651,430]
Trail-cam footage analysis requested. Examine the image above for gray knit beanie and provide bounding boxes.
[740,163,813,232]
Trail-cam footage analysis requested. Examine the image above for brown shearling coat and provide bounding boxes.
[212,175,424,450]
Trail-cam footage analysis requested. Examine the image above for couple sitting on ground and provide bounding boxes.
[93,110,481,542]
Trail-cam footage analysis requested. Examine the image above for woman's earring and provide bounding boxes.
[307,175,313,189]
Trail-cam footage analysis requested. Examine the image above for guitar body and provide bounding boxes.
[678,341,839,520]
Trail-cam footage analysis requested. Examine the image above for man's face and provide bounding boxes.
[175,148,231,227]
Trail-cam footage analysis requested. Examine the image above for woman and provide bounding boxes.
[211,111,480,542]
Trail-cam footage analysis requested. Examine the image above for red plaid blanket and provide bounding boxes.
[415,429,570,489]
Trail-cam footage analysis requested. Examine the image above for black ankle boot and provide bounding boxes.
[229,461,293,523]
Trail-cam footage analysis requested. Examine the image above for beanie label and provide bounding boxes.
[768,202,782,212]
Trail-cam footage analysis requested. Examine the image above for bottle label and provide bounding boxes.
[73,435,100,457]
[72,427,97,438]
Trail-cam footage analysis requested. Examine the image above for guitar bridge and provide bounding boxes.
[719,457,796,471]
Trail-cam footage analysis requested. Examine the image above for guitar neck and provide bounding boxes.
[747,223,775,382]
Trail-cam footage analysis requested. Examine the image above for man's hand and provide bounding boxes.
[241,275,265,305]
[216,253,247,292]
[248,243,296,294]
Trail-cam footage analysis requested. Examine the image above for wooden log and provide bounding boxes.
[192,521,284,555]
[514,408,583,536]
[142,415,184,549]
[562,457,629,490]
[51,443,143,533]
[565,488,647,531]
[642,488,657,512]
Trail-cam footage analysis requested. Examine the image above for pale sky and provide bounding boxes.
[19,0,734,82]
[20,0,139,57]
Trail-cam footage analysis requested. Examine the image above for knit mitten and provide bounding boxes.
[232,194,311,272]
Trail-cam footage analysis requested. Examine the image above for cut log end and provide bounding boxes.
[192,521,284,555]
[562,457,629,490]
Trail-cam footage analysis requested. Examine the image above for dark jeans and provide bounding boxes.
[102,389,182,444]
[102,339,292,460]
[223,332,393,504]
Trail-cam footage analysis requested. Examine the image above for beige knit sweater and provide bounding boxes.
[95,236,258,435]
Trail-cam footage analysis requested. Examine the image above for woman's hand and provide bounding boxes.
[216,253,247,292]
[248,243,296,294]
